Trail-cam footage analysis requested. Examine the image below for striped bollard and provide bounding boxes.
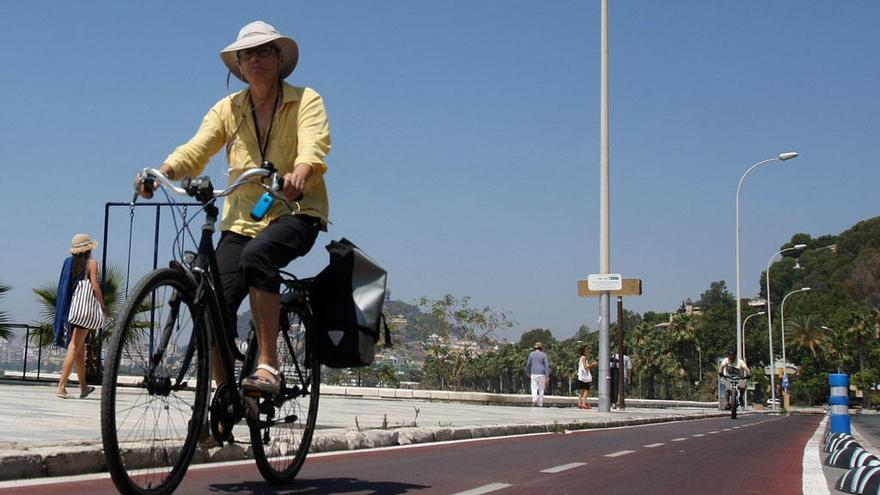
[829,373,851,434]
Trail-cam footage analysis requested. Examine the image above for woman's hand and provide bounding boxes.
[134,164,174,199]
[281,164,312,200]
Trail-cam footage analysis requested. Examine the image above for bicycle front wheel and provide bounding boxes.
[249,302,321,484]
[101,268,210,495]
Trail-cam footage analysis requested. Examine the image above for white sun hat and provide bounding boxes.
[220,21,299,82]
[70,233,98,254]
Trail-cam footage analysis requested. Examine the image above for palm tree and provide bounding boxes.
[787,314,826,357]
[822,325,850,373]
[0,281,12,341]
[846,311,873,376]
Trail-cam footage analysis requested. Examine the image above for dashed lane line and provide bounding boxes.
[540,462,587,474]
[691,433,706,437]
[643,443,665,448]
[671,437,688,442]
[605,450,636,457]
[708,431,720,434]
[451,483,513,495]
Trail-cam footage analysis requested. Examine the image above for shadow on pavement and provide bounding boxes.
[208,477,430,494]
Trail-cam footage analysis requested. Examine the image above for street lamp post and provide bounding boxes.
[741,311,766,363]
[779,287,811,409]
[735,152,799,366]
[741,310,765,408]
[779,287,811,375]
[765,243,807,412]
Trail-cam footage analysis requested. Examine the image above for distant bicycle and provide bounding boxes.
[101,166,320,495]
[722,365,742,419]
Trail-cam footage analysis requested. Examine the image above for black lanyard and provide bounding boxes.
[251,84,282,162]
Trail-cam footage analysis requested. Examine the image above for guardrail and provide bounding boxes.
[0,323,62,381]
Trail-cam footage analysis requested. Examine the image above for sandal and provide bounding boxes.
[80,386,96,399]
[57,390,71,399]
[241,364,281,395]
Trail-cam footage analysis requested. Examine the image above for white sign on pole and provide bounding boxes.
[587,274,622,291]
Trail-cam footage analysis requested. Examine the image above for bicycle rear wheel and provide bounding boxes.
[101,268,210,495]
[249,302,321,484]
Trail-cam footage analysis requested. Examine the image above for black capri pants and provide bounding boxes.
[215,214,321,337]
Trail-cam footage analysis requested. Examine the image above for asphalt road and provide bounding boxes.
[1,414,821,495]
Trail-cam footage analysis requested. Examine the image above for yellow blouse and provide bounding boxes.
[164,82,330,236]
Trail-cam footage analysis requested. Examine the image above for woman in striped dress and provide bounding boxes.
[56,234,108,399]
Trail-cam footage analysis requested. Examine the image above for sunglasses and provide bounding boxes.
[238,44,277,62]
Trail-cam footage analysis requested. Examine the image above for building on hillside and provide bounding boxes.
[389,315,408,327]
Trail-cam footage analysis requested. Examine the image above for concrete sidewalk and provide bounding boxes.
[0,380,732,481]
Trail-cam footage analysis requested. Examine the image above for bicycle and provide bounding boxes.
[101,166,320,495]
[722,365,743,419]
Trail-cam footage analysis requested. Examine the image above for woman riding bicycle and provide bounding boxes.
[135,20,330,397]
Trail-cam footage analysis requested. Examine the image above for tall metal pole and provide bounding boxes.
[598,0,611,413]
[779,287,809,378]
[735,153,798,368]
[766,253,777,412]
[741,311,765,363]
[735,157,776,366]
[765,244,804,412]
[617,296,626,409]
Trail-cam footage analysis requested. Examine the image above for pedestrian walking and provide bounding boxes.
[577,345,595,410]
[610,348,633,408]
[54,233,108,399]
[525,342,550,407]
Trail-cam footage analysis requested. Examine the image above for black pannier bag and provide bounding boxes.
[312,238,390,368]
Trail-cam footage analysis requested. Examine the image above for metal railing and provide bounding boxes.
[88,201,202,383]
[0,323,58,381]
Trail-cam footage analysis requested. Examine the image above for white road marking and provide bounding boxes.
[671,437,688,442]
[605,450,636,457]
[540,462,586,473]
[722,428,732,431]
[802,417,831,495]
[452,483,512,495]
[708,431,720,434]
[643,443,665,448]
[691,433,706,437]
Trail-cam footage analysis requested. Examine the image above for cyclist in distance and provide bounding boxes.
[719,348,750,409]
[135,20,331,396]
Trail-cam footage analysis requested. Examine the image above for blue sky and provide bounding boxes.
[1,2,878,341]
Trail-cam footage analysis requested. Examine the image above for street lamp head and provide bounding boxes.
[794,244,808,250]
[821,325,832,331]
[800,287,811,292]
[779,152,799,161]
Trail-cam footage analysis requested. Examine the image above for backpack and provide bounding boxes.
[312,238,391,368]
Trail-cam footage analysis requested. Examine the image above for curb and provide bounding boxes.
[0,410,731,482]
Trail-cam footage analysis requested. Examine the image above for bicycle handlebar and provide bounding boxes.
[135,167,295,212]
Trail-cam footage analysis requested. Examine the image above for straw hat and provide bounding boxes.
[534,342,544,350]
[70,233,98,254]
[220,21,299,82]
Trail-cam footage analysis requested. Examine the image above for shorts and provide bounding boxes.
[216,214,321,336]
[577,380,591,390]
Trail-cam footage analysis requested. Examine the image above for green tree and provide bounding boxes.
[787,314,825,357]
[518,328,556,348]
[697,281,733,308]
